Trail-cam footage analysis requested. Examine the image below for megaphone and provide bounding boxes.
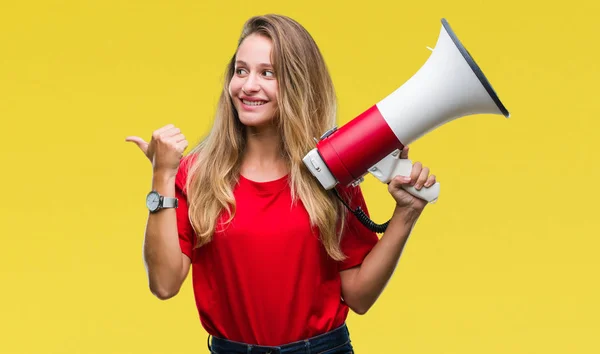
[303,18,509,211]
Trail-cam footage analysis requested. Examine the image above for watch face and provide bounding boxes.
[146,191,160,211]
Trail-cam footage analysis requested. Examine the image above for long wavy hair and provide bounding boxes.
[186,14,349,261]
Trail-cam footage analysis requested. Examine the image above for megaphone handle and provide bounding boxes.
[392,159,440,203]
[368,155,440,203]
[391,159,440,203]
[401,180,440,204]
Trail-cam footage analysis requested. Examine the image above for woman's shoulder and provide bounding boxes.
[180,153,198,172]
[175,153,198,192]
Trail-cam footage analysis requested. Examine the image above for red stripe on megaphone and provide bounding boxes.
[316,105,404,186]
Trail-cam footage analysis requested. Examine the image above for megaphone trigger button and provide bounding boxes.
[309,157,322,172]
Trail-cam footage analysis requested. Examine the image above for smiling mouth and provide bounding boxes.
[242,99,267,106]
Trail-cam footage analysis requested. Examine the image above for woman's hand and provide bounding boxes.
[387,146,437,213]
[125,124,188,178]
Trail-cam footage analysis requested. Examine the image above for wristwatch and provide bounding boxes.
[146,191,178,213]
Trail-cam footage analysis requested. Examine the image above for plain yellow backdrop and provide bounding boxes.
[1,0,599,353]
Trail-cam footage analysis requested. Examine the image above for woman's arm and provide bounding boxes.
[340,205,420,314]
[340,146,436,314]
[143,173,191,300]
[127,124,191,300]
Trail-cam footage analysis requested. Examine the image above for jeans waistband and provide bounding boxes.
[209,323,351,354]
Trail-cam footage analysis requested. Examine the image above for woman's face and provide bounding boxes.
[229,34,279,129]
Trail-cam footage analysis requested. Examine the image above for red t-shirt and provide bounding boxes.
[174,155,379,346]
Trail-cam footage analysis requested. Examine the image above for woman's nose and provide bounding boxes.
[242,74,260,93]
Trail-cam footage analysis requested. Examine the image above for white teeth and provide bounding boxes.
[242,99,266,106]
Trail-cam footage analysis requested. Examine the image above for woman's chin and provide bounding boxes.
[238,114,277,129]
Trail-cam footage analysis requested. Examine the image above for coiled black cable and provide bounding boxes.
[332,188,390,234]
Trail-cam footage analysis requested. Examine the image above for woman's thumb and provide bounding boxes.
[125,136,149,154]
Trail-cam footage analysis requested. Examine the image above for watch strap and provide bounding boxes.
[161,196,178,209]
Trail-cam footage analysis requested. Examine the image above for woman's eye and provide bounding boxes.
[235,68,247,75]
[263,70,274,78]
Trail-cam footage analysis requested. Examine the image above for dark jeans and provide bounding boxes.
[208,323,354,354]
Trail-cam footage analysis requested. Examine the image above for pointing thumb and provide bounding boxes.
[125,136,149,155]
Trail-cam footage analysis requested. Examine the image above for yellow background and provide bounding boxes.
[1,0,598,353]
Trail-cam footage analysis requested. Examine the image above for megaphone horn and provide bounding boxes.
[303,18,510,231]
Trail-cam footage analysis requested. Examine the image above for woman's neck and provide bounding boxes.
[241,126,289,182]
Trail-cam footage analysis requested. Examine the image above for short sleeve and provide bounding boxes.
[338,185,380,270]
[175,155,196,260]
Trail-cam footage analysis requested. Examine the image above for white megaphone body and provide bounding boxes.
[303,18,510,204]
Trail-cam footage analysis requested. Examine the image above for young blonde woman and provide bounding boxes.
[127,14,437,354]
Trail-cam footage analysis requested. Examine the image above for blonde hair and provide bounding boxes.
[186,14,349,261]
